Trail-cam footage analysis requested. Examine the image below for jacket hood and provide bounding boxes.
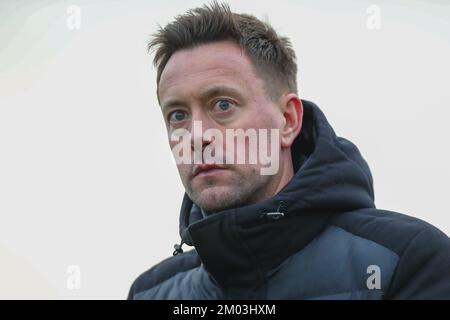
[176,99,375,293]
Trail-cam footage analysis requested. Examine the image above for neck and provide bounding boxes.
[268,149,295,198]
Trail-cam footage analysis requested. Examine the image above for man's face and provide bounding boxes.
[158,40,287,213]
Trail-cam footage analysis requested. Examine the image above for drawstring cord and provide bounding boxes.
[173,240,184,256]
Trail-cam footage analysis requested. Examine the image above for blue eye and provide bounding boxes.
[214,99,233,112]
[169,110,187,122]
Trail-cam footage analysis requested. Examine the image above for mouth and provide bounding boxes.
[193,164,228,177]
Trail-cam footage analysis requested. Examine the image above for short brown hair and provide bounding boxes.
[148,1,298,102]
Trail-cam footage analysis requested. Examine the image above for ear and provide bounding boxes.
[280,94,303,149]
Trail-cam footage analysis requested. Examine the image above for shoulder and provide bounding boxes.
[331,208,450,298]
[330,208,450,256]
[127,249,201,300]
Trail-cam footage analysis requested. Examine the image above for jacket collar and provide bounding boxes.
[177,100,375,290]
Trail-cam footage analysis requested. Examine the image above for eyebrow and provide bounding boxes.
[161,85,244,112]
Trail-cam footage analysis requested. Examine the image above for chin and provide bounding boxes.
[194,185,241,213]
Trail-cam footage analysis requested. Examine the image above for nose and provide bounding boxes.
[190,111,214,163]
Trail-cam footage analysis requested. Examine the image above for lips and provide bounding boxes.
[193,164,227,177]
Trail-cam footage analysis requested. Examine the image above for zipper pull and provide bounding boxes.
[260,201,286,221]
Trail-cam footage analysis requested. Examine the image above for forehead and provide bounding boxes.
[158,40,264,102]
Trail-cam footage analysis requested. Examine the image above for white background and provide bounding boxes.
[0,0,449,299]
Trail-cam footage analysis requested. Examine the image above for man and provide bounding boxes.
[128,2,450,299]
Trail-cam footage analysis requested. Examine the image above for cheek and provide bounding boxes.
[245,103,280,130]
[176,164,191,179]
[236,108,281,166]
